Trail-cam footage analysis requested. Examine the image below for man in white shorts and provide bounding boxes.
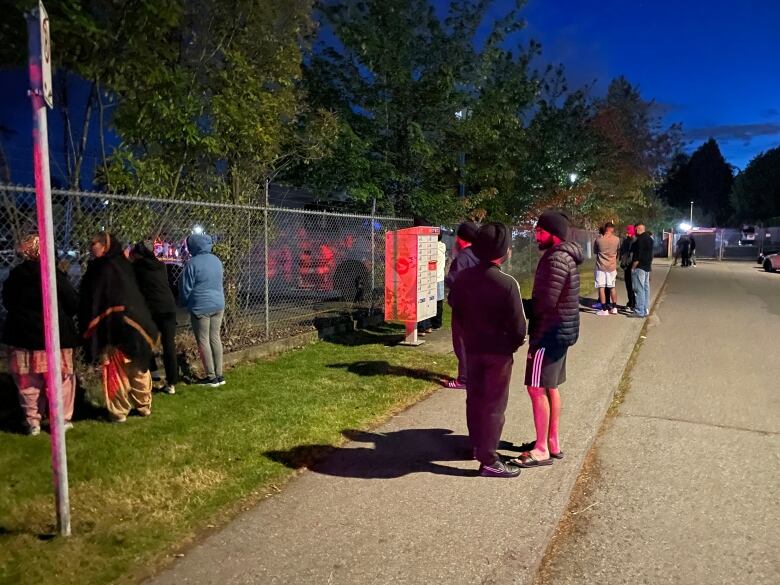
[594,222,620,315]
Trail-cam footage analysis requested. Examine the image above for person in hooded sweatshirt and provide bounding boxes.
[443,221,479,389]
[130,240,179,394]
[514,209,583,469]
[180,233,225,387]
[2,234,79,435]
[449,222,527,478]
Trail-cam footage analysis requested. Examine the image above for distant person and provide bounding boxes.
[619,225,636,311]
[689,234,697,267]
[180,233,226,387]
[680,235,692,267]
[628,222,654,318]
[2,234,79,435]
[444,221,480,389]
[430,231,447,330]
[516,210,582,468]
[449,222,527,478]
[593,222,620,315]
[79,232,159,422]
[130,240,179,395]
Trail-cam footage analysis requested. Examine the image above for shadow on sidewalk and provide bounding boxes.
[327,361,447,384]
[265,428,474,478]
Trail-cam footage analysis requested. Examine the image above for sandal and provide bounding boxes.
[510,452,553,468]
[514,440,563,459]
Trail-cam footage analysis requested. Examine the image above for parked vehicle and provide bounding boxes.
[740,225,756,246]
[763,253,780,273]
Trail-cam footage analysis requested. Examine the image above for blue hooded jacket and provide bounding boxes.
[179,234,225,315]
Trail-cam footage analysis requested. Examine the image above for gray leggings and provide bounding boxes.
[191,311,224,378]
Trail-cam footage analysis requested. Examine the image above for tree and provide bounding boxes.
[657,152,693,210]
[730,146,780,223]
[685,138,733,225]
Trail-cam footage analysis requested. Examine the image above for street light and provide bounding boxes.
[569,172,578,184]
[679,222,692,232]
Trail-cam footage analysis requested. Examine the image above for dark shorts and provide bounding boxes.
[524,346,568,388]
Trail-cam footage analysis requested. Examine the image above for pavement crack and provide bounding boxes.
[618,412,779,436]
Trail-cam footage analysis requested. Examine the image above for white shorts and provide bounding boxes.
[595,270,617,288]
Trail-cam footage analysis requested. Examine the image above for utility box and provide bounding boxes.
[385,226,440,344]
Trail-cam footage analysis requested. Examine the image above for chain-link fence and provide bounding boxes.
[0,184,411,349]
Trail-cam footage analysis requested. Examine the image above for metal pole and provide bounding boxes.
[370,197,376,314]
[263,179,270,336]
[26,3,71,537]
[690,201,693,226]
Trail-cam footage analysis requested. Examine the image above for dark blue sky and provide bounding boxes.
[466,0,780,169]
[2,0,779,185]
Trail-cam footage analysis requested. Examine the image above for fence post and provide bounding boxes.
[370,198,376,314]
[263,179,270,336]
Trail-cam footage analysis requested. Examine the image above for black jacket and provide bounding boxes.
[631,232,654,272]
[619,236,635,270]
[448,262,526,355]
[2,260,80,349]
[528,241,583,349]
[444,246,479,289]
[132,249,177,314]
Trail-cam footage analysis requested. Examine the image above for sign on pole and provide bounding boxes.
[26,1,71,537]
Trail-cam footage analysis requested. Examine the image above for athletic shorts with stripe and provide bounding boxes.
[524,346,568,388]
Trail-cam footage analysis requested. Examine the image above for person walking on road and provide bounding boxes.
[516,210,583,468]
[443,221,479,389]
[2,234,80,435]
[449,222,527,478]
[629,222,654,318]
[594,222,620,316]
[180,233,226,387]
[130,240,179,395]
[619,225,636,311]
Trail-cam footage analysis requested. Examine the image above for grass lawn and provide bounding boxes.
[0,325,456,585]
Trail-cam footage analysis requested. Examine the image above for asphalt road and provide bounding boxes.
[538,261,780,585]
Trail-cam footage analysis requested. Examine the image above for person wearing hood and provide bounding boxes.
[2,234,79,435]
[180,233,225,387]
[515,210,583,469]
[449,222,527,478]
[79,232,159,423]
[443,221,479,389]
[130,240,179,394]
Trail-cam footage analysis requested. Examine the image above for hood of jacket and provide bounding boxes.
[187,234,213,256]
[554,240,584,265]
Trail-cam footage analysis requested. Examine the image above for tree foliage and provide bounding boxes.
[730,146,780,223]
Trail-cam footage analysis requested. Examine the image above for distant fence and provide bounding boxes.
[670,227,780,261]
[0,184,411,345]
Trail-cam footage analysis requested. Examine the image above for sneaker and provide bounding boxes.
[197,377,220,388]
[479,460,521,478]
[596,309,609,316]
[28,424,41,436]
[162,384,176,395]
[609,307,619,315]
[215,376,226,387]
[593,302,603,310]
[627,313,645,319]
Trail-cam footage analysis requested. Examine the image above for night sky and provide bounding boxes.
[1,0,779,184]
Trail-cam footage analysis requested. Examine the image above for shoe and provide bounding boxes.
[609,307,619,315]
[510,452,554,468]
[592,302,603,310]
[215,376,226,387]
[110,414,127,423]
[162,384,176,395]
[479,460,521,478]
[627,313,645,319]
[136,406,151,417]
[596,310,609,316]
[197,377,220,388]
[63,421,74,431]
[28,425,41,436]
[445,379,466,389]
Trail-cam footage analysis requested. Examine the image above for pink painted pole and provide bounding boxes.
[26,4,71,537]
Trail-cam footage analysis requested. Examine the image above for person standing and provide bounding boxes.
[430,232,447,329]
[594,222,620,316]
[180,233,226,387]
[619,225,636,311]
[449,222,526,478]
[444,221,479,389]
[80,232,159,422]
[680,235,691,267]
[628,222,654,318]
[2,235,79,435]
[689,234,697,267]
[130,241,179,394]
[516,210,583,468]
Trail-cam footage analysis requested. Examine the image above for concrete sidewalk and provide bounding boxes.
[146,263,671,585]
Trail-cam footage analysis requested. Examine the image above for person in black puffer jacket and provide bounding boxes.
[129,240,179,395]
[514,210,583,469]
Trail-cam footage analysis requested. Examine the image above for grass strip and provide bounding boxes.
[0,326,455,585]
